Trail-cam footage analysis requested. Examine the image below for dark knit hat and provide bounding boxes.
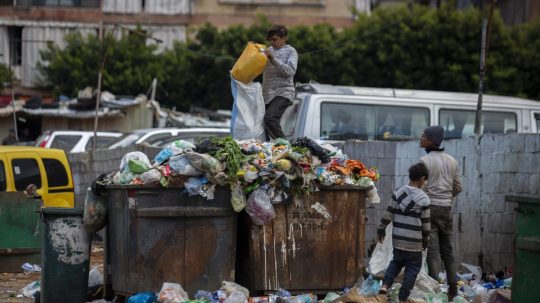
[423,126,444,146]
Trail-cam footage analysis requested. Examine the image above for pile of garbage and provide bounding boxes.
[366,225,511,303]
[95,136,379,225]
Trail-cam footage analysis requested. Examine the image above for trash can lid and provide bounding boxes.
[41,207,84,216]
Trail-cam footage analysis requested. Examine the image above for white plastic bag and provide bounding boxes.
[169,155,203,176]
[119,152,151,172]
[158,282,189,303]
[230,77,266,141]
[368,223,393,277]
[140,169,162,184]
[88,266,104,288]
[20,281,40,298]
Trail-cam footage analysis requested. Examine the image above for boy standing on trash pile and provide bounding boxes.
[419,125,462,301]
[377,163,431,303]
[262,24,298,140]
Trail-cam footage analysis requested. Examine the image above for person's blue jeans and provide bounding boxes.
[383,248,422,301]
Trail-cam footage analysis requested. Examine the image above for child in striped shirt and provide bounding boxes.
[378,163,431,303]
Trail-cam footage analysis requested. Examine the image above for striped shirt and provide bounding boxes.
[262,45,298,104]
[379,185,431,252]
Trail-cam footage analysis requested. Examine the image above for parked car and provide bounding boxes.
[107,128,229,149]
[35,130,122,153]
[143,128,230,147]
[0,146,74,207]
[288,83,540,143]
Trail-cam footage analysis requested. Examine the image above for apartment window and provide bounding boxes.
[26,0,100,7]
[7,26,22,66]
[0,0,14,6]
[219,0,324,5]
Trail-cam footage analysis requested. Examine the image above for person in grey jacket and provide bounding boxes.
[262,25,298,140]
[419,125,462,300]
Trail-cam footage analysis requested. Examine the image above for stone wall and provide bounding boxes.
[344,133,540,273]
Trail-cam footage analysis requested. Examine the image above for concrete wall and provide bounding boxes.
[344,133,540,273]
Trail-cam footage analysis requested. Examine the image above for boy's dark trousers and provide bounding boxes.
[383,248,423,301]
[264,96,292,140]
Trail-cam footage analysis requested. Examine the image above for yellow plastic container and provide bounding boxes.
[231,42,268,84]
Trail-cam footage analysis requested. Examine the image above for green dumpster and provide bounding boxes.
[41,208,91,303]
[507,195,540,303]
[0,192,41,272]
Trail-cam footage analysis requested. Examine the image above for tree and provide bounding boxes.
[38,28,165,98]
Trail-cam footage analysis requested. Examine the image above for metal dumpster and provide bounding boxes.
[105,185,236,296]
[237,185,369,293]
[0,192,41,272]
[507,195,540,303]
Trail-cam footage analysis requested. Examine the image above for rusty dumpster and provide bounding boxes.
[105,185,236,296]
[236,185,369,293]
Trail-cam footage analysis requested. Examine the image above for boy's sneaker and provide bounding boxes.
[378,286,388,295]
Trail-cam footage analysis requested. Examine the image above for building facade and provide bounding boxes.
[0,0,370,88]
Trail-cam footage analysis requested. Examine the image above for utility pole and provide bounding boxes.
[474,0,496,135]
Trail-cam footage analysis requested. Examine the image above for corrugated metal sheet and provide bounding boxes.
[103,0,142,13]
[21,26,96,87]
[0,26,9,66]
[144,0,191,14]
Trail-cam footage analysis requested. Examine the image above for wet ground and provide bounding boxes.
[0,242,104,303]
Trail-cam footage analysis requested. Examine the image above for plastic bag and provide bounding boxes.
[21,263,41,273]
[367,223,393,277]
[195,290,218,303]
[292,137,330,163]
[425,292,448,303]
[451,296,468,303]
[231,183,247,212]
[83,187,107,233]
[184,177,208,197]
[173,140,196,150]
[20,281,40,299]
[119,170,139,185]
[129,159,150,174]
[169,155,203,176]
[184,152,224,175]
[246,188,276,225]
[221,281,250,299]
[230,77,266,141]
[231,42,268,84]
[120,152,151,172]
[196,138,222,154]
[365,187,381,204]
[154,147,184,164]
[360,275,381,296]
[127,292,157,303]
[158,282,189,303]
[323,292,340,303]
[88,266,104,288]
[223,291,248,303]
[141,169,163,184]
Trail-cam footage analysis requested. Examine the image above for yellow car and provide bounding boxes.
[0,146,74,208]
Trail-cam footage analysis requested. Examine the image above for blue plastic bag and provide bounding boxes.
[127,292,157,303]
[360,275,381,296]
[195,290,218,303]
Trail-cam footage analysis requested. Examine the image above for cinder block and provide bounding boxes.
[508,134,526,153]
[529,174,540,195]
[503,153,520,173]
[486,213,515,234]
[524,134,539,153]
